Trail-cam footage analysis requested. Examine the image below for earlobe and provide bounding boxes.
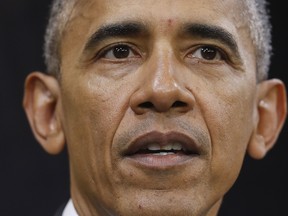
[23,72,65,155]
[248,79,287,159]
[248,133,267,159]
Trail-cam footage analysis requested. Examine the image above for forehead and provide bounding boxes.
[60,0,252,71]
[67,0,247,29]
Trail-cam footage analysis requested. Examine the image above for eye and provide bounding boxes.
[100,44,140,60]
[189,46,224,61]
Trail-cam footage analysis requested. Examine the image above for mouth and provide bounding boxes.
[123,131,201,168]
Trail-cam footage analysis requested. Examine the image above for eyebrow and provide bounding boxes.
[83,22,240,59]
[182,23,239,55]
[84,22,147,52]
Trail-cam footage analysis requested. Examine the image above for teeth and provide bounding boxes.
[147,143,161,151]
[161,144,172,151]
[146,143,183,151]
[154,152,174,156]
[172,143,182,151]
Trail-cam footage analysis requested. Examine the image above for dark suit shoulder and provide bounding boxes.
[54,202,67,216]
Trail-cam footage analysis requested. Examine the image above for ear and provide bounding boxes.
[23,72,65,155]
[248,79,287,159]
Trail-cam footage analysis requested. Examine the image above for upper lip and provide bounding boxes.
[123,131,201,156]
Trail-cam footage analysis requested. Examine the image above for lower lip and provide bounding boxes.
[125,153,197,169]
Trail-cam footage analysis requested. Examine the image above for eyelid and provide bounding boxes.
[186,45,228,61]
[95,42,142,61]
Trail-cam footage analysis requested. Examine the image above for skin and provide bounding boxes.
[23,0,287,215]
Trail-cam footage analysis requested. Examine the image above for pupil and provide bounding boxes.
[201,47,217,60]
[113,45,130,58]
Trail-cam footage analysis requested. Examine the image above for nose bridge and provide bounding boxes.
[148,45,177,93]
[130,42,195,114]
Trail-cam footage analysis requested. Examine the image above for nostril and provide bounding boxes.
[139,102,154,109]
[172,101,187,108]
[138,101,188,110]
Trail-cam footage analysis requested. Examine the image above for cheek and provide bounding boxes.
[200,78,256,190]
[60,74,133,196]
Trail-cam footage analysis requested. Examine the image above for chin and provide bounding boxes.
[110,189,221,216]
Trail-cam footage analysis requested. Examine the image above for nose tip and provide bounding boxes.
[130,82,195,115]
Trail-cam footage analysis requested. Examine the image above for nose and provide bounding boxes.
[130,54,195,115]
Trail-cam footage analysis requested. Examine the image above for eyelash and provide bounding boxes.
[192,44,228,58]
[95,43,228,63]
[96,43,141,60]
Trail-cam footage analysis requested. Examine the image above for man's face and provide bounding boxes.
[59,0,257,215]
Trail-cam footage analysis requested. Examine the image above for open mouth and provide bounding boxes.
[123,131,200,168]
[132,142,196,156]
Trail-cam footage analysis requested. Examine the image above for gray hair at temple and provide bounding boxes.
[44,0,272,81]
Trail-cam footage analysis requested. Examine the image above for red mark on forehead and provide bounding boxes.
[159,18,176,33]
